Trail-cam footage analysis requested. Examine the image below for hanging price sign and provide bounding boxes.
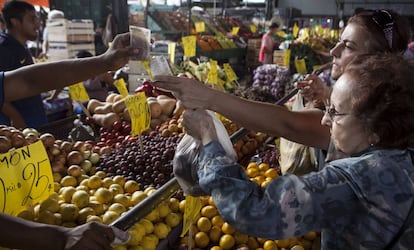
[181,195,202,237]
[142,61,153,80]
[114,78,129,97]
[125,92,151,136]
[295,58,308,74]
[195,22,205,33]
[250,24,257,33]
[168,42,176,64]
[223,63,238,83]
[0,141,54,216]
[231,26,240,36]
[68,82,89,101]
[181,35,197,58]
[283,49,291,67]
[207,59,218,85]
[293,23,299,38]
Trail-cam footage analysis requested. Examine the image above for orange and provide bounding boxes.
[194,231,210,248]
[211,215,225,227]
[219,234,235,250]
[197,216,212,232]
[209,225,222,242]
[247,162,258,169]
[246,167,259,178]
[258,162,270,171]
[221,222,236,234]
[264,168,279,179]
[201,205,218,219]
[263,240,278,250]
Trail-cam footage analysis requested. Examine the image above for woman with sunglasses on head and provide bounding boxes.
[180,53,414,249]
[153,9,412,165]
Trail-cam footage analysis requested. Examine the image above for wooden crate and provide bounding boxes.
[273,50,286,66]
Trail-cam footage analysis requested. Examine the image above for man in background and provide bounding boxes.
[0,0,47,129]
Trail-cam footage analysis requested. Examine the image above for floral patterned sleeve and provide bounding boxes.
[198,141,359,239]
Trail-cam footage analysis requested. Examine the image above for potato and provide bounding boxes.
[149,101,162,119]
[93,104,113,114]
[87,99,105,113]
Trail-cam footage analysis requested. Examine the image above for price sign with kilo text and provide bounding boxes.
[125,92,151,136]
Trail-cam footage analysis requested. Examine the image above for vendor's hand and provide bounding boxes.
[296,74,331,104]
[101,33,139,71]
[182,109,218,145]
[152,76,213,110]
[63,222,128,250]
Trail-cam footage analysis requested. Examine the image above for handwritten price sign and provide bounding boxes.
[114,78,129,97]
[181,195,201,237]
[223,63,238,83]
[125,92,151,136]
[68,82,89,101]
[0,141,53,215]
[195,22,205,33]
[181,35,196,58]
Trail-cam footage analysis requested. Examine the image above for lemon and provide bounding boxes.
[130,191,148,206]
[101,177,114,188]
[263,240,278,250]
[221,222,236,234]
[219,234,235,250]
[258,162,270,171]
[157,202,171,218]
[60,176,77,187]
[234,232,249,245]
[113,175,126,186]
[194,231,210,248]
[88,200,105,215]
[77,207,95,224]
[113,194,130,208]
[153,222,170,239]
[140,234,158,250]
[165,212,181,227]
[209,225,222,243]
[211,215,224,227]
[59,203,79,222]
[108,203,127,215]
[102,210,119,224]
[264,168,279,179]
[95,170,106,179]
[139,218,154,234]
[86,215,102,223]
[71,190,90,209]
[109,183,124,197]
[247,236,260,249]
[197,216,212,232]
[94,187,113,204]
[37,210,56,225]
[87,175,102,189]
[124,180,140,193]
[201,205,218,219]
[168,197,180,212]
[128,226,145,246]
[144,208,159,222]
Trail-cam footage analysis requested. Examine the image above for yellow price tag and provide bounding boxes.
[168,43,176,64]
[223,63,238,83]
[283,49,291,67]
[293,23,299,38]
[313,65,322,73]
[68,82,89,101]
[231,26,240,36]
[295,58,307,74]
[114,78,129,97]
[250,24,257,33]
[0,141,54,216]
[277,30,286,38]
[181,195,202,237]
[207,59,218,85]
[181,35,197,58]
[125,93,151,136]
[142,61,153,80]
[195,22,205,33]
[314,25,323,36]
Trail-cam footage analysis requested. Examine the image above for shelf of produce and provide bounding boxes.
[196,47,247,60]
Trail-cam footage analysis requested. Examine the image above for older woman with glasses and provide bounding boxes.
[180,53,414,249]
[153,9,412,165]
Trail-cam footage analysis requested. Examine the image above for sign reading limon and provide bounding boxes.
[0,141,53,216]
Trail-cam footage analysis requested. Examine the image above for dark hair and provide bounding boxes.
[75,50,93,58]
[345,53,414,148]
[2,0,35,28]
[269,22,279,29]
[348,9,411,54]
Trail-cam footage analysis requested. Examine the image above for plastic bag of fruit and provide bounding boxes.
[173,110,236,196]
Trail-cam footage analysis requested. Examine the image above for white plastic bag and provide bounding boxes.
[173,110,236,196]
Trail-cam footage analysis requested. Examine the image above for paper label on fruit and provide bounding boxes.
[0,141,53,216]
[114,78,129,97]
[125,92,150,136]
[130,26,151,61]
[195,22,205,33]
[181,35,196,58]
[68,82,90,101]
[181,195,202,237]
[150,56,173,77]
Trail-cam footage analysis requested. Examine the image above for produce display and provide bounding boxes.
[250,64,292,102]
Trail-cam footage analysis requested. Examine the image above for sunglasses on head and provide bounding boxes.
[370,9,394,50]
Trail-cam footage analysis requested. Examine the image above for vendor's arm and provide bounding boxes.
[153,76,330,149]
[3,33,136,103]
[0,213,121,250]
[1,102,26,128]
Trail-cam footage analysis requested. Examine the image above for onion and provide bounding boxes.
[40,133,56,148]
[67,151,84,165]
[0,136,12,153]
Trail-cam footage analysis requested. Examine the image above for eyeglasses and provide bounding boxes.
[324,107,349,121]
[371,9,394,50]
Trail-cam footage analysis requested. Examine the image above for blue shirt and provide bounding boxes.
[198,141,414,249]
[0,32,47,128]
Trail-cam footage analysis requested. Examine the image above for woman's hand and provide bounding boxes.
[182,109,218,145]
[152,76,214,110]
[296,74,331,104]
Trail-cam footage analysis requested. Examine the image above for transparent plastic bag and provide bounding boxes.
[173,110,236,196]
[279,93,317,175]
